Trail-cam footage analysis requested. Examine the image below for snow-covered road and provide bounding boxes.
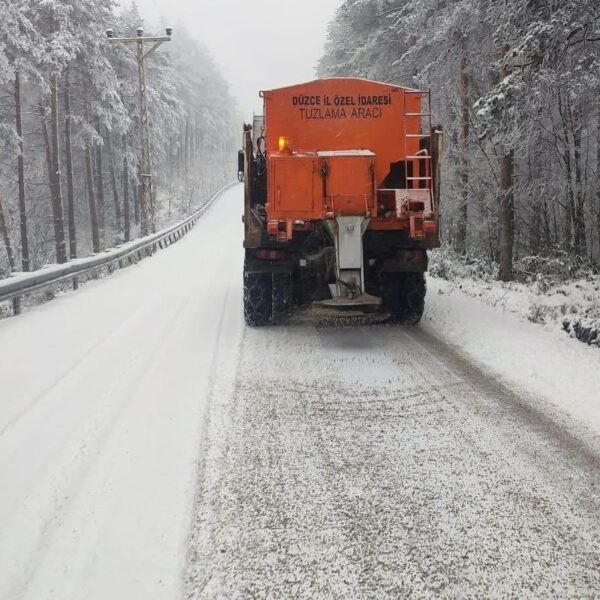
[1,184,599,599]
[186,315,600,599]
[0,185,244,600]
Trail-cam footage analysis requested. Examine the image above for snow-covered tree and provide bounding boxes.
[0,1,237,277]
[319,0,600,279]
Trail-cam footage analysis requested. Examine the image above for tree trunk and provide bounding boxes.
[563,144,576,252]
[64,70,76,259]
[85,145,100,253]
[41,111,66,264]
[528,140,541,254]
[185,117,190,176]
[94,117,106,242]
[122,135,131,242]
[572,116,586,257]
[106,130,122,233]
[41,114,54,194]
[0,192,16,272]
[499,148,514,282]
[542,198,551,248]
[50,74,67,263]
[15,71,29,271]
[551,201,560,249]
[498,36,514,282]
[597,99,600,261]
[131,131,140,227]
[168,135,174,216]
[134,158,141,227]
[456,52,469,254]
[177,122,184,177]
[184,117,190,201]
[557,91,576,253]
[135,184,141,226]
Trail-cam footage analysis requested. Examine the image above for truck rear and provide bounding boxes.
[238,77,442,326]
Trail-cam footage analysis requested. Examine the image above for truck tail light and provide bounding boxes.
[257,249,287,261]
[397,249,425,260]
[423,220,436,235]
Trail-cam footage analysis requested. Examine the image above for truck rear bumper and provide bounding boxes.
[296,298,391,325]
[314,292,381,312]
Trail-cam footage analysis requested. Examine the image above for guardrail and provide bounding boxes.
[0,181,237,316]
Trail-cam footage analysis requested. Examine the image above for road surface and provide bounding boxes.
[1,184,599,599]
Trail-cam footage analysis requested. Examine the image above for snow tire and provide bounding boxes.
[244,270,272,327]
[272,272,292,324]
[381,271,426,325]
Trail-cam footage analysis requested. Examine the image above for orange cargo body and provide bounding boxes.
[242,77,442,326]
[261,78,431,234]
[268,150,377,221]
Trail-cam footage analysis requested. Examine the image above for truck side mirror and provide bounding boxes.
[237,149,244,182]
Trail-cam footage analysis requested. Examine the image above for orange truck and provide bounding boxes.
[238,77,442,326]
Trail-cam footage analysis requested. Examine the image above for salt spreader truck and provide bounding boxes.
[238,78,442,326]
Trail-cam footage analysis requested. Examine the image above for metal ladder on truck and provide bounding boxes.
[402,90,434,228]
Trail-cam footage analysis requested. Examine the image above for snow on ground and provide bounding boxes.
[0,185,243,600]
[423,274,600,435]
[429,250,600,346]
[0,183,599,599]
[186,300,600,599]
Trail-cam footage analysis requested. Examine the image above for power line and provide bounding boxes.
[106,26,172,236]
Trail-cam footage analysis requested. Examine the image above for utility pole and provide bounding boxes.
[106,26,172,235]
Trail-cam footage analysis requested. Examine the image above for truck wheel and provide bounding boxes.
[381,272,426,325]
[397,272,426,324]
[244,271,272,326]
[272,273,292,323]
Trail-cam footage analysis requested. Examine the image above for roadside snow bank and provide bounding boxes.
[429,250,600,347]
[423,276,600,434]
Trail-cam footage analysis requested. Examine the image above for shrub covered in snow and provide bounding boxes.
[429,247,600,348]
[429,248,498,282]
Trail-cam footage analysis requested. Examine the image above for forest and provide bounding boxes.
[319,0,600,281]
[0,0,237,279]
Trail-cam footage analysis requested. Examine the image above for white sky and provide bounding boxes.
[130,0,343,118]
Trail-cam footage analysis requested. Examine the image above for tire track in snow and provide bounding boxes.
[0,265,162,438]
[5,274,209,599]
[185,322,600,599]
[402,326,600,473]
[0,184,245,600]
